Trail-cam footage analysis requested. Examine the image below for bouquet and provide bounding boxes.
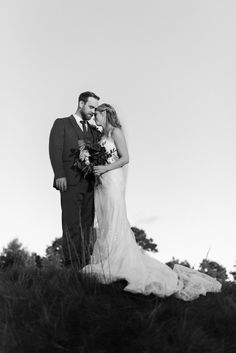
[71,139,116,178]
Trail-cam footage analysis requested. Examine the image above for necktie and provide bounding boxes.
[81,120,87,132]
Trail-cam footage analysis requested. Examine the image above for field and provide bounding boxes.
[1,266,236,353]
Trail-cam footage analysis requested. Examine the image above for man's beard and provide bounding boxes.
[81,110,91,120]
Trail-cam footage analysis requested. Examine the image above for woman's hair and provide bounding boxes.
[96,103,122,134]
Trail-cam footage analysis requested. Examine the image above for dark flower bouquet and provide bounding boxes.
[70,139,116,178]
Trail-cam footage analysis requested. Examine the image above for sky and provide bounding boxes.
[0,0,236,275]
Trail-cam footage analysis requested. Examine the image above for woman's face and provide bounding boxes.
[94,110,106,127]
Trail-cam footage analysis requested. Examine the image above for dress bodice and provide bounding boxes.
[100,134,119,164]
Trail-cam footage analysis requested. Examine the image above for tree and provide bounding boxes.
[0,238,35,269]
[45,237,63,258]
[45,226,158,266]
[131,227,158,253]
[199,259,228,283]
[42,237,63,269]
[166,257,192,269]
[230,262,236,282]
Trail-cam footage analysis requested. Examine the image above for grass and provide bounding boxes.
[0,265,236,353]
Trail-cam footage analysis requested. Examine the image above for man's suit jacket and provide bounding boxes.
[49,115,100,189]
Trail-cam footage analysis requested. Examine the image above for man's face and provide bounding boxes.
[80,97,99,120]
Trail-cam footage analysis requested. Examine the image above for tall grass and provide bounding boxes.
[0,265,236,353]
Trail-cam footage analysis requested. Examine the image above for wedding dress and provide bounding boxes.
[81,134,222,301]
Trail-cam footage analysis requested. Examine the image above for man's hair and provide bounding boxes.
[78,91,100,104]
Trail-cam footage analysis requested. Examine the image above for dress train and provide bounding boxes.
[81,136,221,301]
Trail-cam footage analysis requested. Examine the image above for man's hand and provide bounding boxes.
[78,139,86,150]
[56,177,67,192]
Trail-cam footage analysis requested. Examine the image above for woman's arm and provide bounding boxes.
[93,128,129,175]
[107,128,129,171]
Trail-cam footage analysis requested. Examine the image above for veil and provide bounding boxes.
[119,110,129,195]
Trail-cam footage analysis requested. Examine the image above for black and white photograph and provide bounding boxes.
[0,1,236,352]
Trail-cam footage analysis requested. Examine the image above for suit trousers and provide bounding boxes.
[60,179,95,268]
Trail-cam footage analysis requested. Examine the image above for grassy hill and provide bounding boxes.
[0,266,236,353]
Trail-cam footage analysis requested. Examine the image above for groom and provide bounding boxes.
[49,91,100,268]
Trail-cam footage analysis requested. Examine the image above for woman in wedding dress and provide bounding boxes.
[81,104,221,301]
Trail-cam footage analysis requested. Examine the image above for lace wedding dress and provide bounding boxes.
[81,134,222,301]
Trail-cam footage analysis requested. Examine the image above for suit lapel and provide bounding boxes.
[69,115,84,138]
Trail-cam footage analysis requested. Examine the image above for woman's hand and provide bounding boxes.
[93,165,109,176]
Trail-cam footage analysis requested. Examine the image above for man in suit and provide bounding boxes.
[49,91,100,268]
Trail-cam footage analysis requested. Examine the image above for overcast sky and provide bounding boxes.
[1,0,236,275]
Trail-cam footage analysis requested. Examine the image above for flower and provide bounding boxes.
[70,139,117,178]
[79,149,90,161]
[85,157,90,166]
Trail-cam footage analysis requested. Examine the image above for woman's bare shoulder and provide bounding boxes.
[111,127,124,139]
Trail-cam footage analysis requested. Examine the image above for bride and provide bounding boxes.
[81,103,222,301]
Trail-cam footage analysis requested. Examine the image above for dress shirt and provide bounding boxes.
[73,113,88,131]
